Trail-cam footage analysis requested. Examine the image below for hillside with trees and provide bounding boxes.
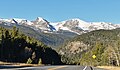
[58,28,120,66]
[0,26,62,65]
[0,24,77,48]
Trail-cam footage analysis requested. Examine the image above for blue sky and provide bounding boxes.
[0,0,120,23]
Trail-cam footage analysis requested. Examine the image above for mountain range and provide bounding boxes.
[0,17,120,48]
[0,17,120,35]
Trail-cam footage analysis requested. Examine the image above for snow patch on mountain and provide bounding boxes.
[0,18,11,22]
[12,18,34,25]
[89,22,117,31]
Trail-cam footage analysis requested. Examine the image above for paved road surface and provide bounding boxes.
[0,65,105,70]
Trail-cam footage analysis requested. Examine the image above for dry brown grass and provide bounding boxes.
[97,66,120,70]
[0,61,43,67]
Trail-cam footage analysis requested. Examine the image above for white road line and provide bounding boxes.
[83,66,87,70]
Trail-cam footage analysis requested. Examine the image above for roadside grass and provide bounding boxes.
[97,66,120,70]
[0,61,43,67]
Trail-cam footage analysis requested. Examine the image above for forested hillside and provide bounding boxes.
[0,24,77,48]
[58,28,120,66]
[0,27,62,65]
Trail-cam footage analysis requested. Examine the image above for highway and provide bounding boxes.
[0,65,105,70]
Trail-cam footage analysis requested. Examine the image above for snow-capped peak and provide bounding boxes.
[12,18,26,23]
[55,18,90,31]
[10,18,34,25]
[36,17,47,22]
[71,18,90,30]
[9,18,25,24]
[89,22,116,30]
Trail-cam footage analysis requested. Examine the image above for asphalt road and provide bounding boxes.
[0,65,105,70]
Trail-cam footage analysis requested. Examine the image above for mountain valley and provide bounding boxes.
[0,17,120,66]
